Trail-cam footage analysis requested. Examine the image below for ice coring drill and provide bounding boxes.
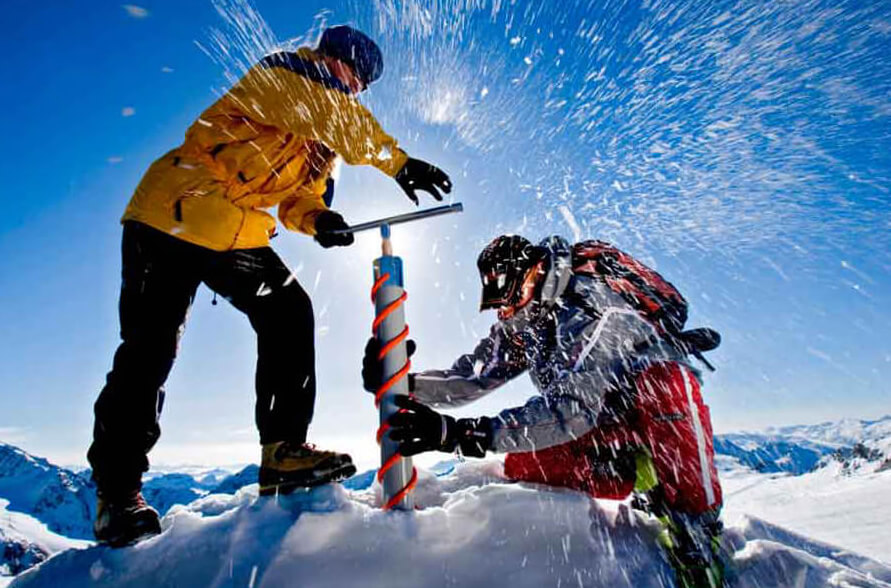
[344,203,463,510]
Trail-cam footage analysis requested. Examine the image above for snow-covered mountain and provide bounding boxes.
[714,415,891,475]
[0,499,87,581]
[140,474,213,517]
[0,444,259,549]
[206,465,259,496]
[0,445,95,540]
[141,466,260,515]
[0,445,263,585]
[713,435,833,474]
[762,415,891,449]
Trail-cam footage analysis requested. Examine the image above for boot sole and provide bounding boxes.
[258,462,357,496]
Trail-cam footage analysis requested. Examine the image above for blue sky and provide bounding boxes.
[0,0,889,469]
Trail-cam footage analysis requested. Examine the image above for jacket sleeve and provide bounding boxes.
[278,174,330,235]
[487,301,660,454]
[229,64,409,177]
[411,326,528,409]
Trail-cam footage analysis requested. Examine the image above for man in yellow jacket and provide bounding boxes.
[87,25,451,546]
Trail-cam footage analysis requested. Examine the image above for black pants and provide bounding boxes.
[88,221,316,495]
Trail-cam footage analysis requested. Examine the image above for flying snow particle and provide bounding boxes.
[559,205,582,242]
[161,66,174,73]
[377,145,393,161]
[480,87,489,98]
[121,107,135,117]
[89,560,106,581]
[107,156,123,164]
[524,56,533,65]
[509,36,522,46]
[122,4,149,18]
[806,347,833,362]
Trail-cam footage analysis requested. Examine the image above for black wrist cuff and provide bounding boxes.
[455,416,493,458]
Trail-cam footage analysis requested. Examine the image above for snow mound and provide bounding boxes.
[722,463,891,564]
[10,462,891,588]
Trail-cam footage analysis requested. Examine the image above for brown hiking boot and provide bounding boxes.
[258,441,356,496]
[94,491,161,547]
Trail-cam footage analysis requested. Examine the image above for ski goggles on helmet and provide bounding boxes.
[477,235,544,311]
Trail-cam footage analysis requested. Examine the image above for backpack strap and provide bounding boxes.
[675,328,722,371]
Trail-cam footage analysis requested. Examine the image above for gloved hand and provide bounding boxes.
[387,396,492,457]
[314,210,354,248]
[362,337,416,394]
[394,158,452,205]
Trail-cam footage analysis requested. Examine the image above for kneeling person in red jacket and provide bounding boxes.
[363,235,725,588]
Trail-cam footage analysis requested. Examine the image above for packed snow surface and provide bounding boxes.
[10,461,891,588]
[721,461,891,564]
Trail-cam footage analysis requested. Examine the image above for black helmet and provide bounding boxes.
[477,235,544,311]
[317,26,384,86]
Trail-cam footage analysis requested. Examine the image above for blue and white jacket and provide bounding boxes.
[412,236,694,453]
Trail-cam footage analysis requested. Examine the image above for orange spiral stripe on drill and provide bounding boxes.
[377,453,402,483]
[383,466,418,511]
[372,292,408,332]
[378,326,409,360]
[376,422,390,445]
[371,269,417,511]
[374,360,411,408]
[371,273,390,302]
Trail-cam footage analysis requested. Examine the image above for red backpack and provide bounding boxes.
[571,240,688,336]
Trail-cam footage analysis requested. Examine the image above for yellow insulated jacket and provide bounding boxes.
[123,48,409,251]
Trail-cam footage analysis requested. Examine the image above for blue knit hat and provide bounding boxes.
[317,26,384,86]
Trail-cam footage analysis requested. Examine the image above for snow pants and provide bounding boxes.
[88,221,316,495]
[504,362,722,516]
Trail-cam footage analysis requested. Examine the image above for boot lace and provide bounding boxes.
[277,441,314,458]
[120,491,148,514]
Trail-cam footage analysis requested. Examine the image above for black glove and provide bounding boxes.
[362,337,417,393]
[387,396,492,457]
[394,158,452,205]
[314,210,354,248]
